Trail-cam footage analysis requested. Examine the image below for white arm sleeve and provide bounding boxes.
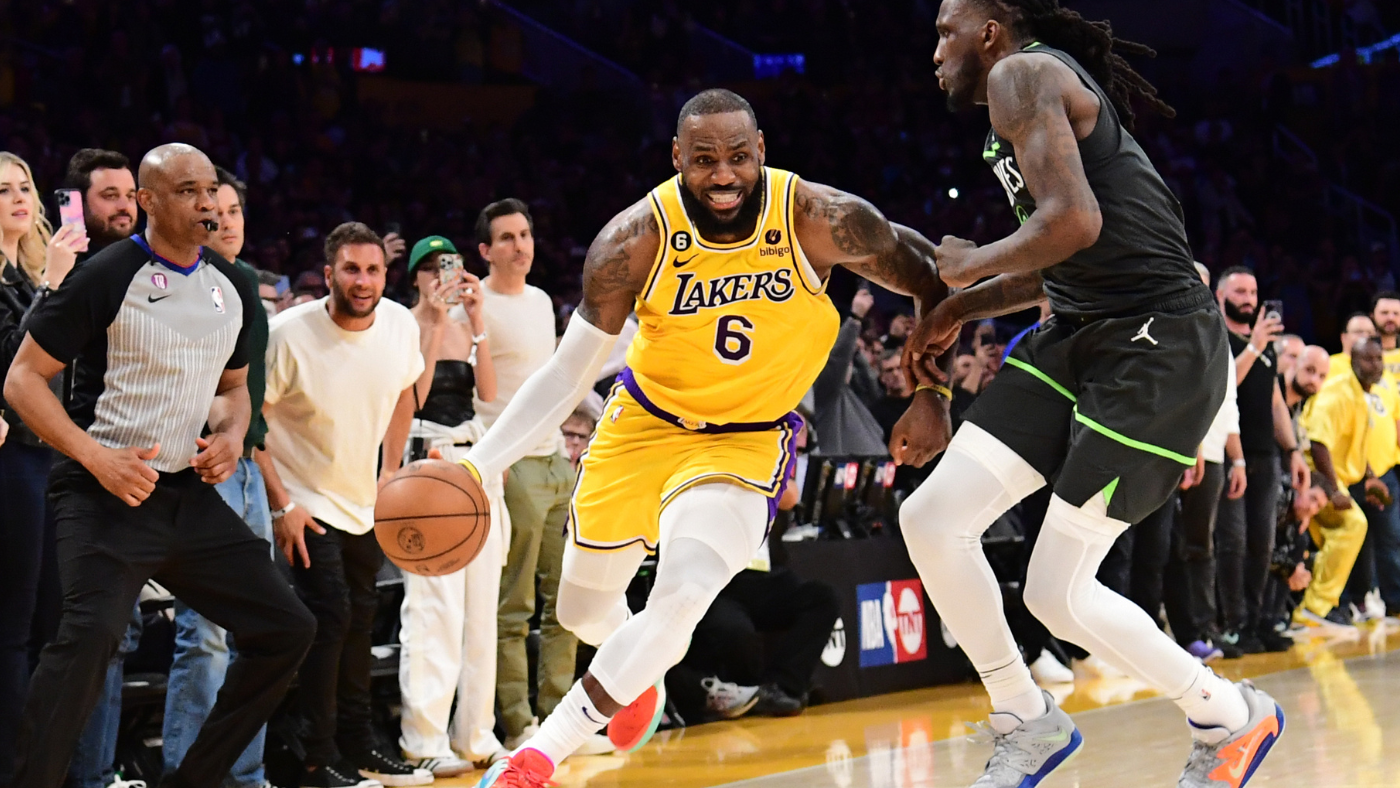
[464,314,618,480]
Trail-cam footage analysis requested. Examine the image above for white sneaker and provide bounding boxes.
[503,717,540,751]
[1028,651,1075,685]
[109,778,148,788]
[405,755,473,777]
[1074,654,1128,680]
[702,676,761,718]
[1364,589,1387,621]
[573,733,618,755]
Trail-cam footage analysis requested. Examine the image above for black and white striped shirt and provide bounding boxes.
[28,236,255,473]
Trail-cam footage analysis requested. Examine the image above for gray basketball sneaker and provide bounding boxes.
[968,690,1082,787]
[1178,680,1285,787]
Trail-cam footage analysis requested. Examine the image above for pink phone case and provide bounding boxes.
[56,189,85,226]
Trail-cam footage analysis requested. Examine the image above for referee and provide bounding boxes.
[2,143,315,788]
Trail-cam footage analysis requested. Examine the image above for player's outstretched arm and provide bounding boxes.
[459,201,659,482]
[935,55,1102,289]
[905,271,1047,370]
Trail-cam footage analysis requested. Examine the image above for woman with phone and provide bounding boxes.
[0,151,88,783]
[395,234,508,777]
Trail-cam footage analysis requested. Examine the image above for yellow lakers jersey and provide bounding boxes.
[624,167,839,425]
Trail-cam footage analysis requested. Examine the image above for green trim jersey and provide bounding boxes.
[984,43,1202,319]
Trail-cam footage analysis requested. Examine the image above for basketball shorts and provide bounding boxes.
[964,297,1229,524]
[569,383,800,553]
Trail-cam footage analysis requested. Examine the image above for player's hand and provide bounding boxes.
[191,433,239,485]
[86,443,160,507]
[274,504,325,568]
[1365,476,1390,508]
[44,222,90,288]
[1227,463,1248,499]
[1329,490,1353,510]
[902,299,965,382]
[933,236,981,289]
[1288,450,1310,492]
[888,390,951,468]
[384,232,407,262]
[1250,309,1283,352]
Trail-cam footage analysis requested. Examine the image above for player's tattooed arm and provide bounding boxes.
[575,200,660,334]
[793,182,947,320]
[905,271,1046,364]
[935,55,1102,289]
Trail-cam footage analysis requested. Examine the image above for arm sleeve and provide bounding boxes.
[463,314,618,480]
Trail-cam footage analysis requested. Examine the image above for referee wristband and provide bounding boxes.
[270,502,297,520]
[916,383,953,400]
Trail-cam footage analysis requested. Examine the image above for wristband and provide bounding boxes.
[1232,458,1247,468]
[916,383,953,400]
[472,332,487,344]
[270,501,297,520]
[1241,345,1260,357]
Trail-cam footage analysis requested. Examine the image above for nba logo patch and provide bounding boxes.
[151,273,168,290]
[857,579,928,667]
[210,286,225,313]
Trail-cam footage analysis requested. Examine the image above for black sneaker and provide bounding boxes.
[1237,630,1265,654]
[300,761,382,788]
[345,747,433,786]
[1324,606,1355,627]
[1255,627,1294,653]
[1215,631,1245,659]
[750,683,805,717]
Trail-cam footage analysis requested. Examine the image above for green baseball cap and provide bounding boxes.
[408,235,458,271]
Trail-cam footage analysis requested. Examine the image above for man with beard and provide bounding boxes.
[898,2,1289,785]
[64,148,138,254]
[1371,291,1400,379]
[1297,338,1389,630]
[470,88,951,787]
[262,222,429,788]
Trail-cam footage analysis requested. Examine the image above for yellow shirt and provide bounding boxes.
[1368,376,1400,475]
[1326,352,1350,381]
[1302,372,1374,487]
[1385,347,1400,380]
[625,168,840,425]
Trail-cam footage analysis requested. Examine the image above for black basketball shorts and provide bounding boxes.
[963,300,1230,524]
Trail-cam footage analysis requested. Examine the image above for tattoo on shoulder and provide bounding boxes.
[990,56,1061,139]
[578,206,657,323]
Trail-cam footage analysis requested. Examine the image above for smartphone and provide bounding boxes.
[438,254,464,305]
[1262,299,1284,323]
[55,189,84,227]
[384,221,402,238]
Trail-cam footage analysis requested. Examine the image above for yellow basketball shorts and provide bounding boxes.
[569,385,799,553]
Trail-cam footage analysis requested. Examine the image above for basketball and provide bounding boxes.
[374,459,490,577]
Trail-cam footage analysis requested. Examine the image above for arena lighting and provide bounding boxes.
[948,188,960,199]
[754,53,805,79]
[1311,31,1400,68]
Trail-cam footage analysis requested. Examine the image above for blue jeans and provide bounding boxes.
[162,459,274,787]
[67,604,141,788]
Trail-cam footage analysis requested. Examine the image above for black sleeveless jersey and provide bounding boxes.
[983,43,1204,318]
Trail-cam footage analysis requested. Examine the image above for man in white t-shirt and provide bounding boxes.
[469,200,595,753]
[261,222,429,788]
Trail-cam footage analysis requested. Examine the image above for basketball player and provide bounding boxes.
[460,88,952,787]
[896,2,1284,786]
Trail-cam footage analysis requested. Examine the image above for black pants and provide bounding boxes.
[9,462,314,788]
[1216,454,1279,633]
[667,568,838,721]
[1166,462,1226,644]
[291,523,383,767]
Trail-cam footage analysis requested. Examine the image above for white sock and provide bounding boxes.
[1173,666,1248,732]
[524,681,610,769]
[981,655,1048,720]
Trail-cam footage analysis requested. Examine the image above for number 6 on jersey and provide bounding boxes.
[714,315,754,364]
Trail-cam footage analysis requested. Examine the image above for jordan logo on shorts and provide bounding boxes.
[1130,317,1158,346]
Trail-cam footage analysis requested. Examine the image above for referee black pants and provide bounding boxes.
[8,462,315,788]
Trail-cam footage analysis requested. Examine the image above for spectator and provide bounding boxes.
[262,222,429,787]
[1371,291,1400,378]
[0,151,87,786]
[810,289,887,456]
[161,166,277,788]
[1340,328,1400,623]
[869,348,914,442]
[1328,313,1377,379]
[397,235,506,777]
[881,311,913,349]
[4,142,314,788]
[63,148,138,249]
[469,200,589,754]
[1264,484,1325,636]
[1214,267,1310,654]
[1296,338,1387,630]
[562,395,603,469]
[1274,334,1304,379]
[255,268,286,316]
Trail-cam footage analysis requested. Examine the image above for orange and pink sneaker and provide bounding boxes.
[474,748,556,788]
[607,680,668,753]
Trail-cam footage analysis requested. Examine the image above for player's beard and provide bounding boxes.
[680,173,765,242]
[942,59,982,113]
[1223,299,1256,326]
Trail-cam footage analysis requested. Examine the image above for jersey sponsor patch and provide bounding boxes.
[857,579,928,667]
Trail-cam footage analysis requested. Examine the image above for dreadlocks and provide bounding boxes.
[979,0,1174,130]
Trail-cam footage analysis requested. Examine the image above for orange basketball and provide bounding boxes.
[374,459,491,576]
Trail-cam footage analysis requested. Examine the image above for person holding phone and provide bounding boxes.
[0,151,88,785]
[395,235,505,776]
